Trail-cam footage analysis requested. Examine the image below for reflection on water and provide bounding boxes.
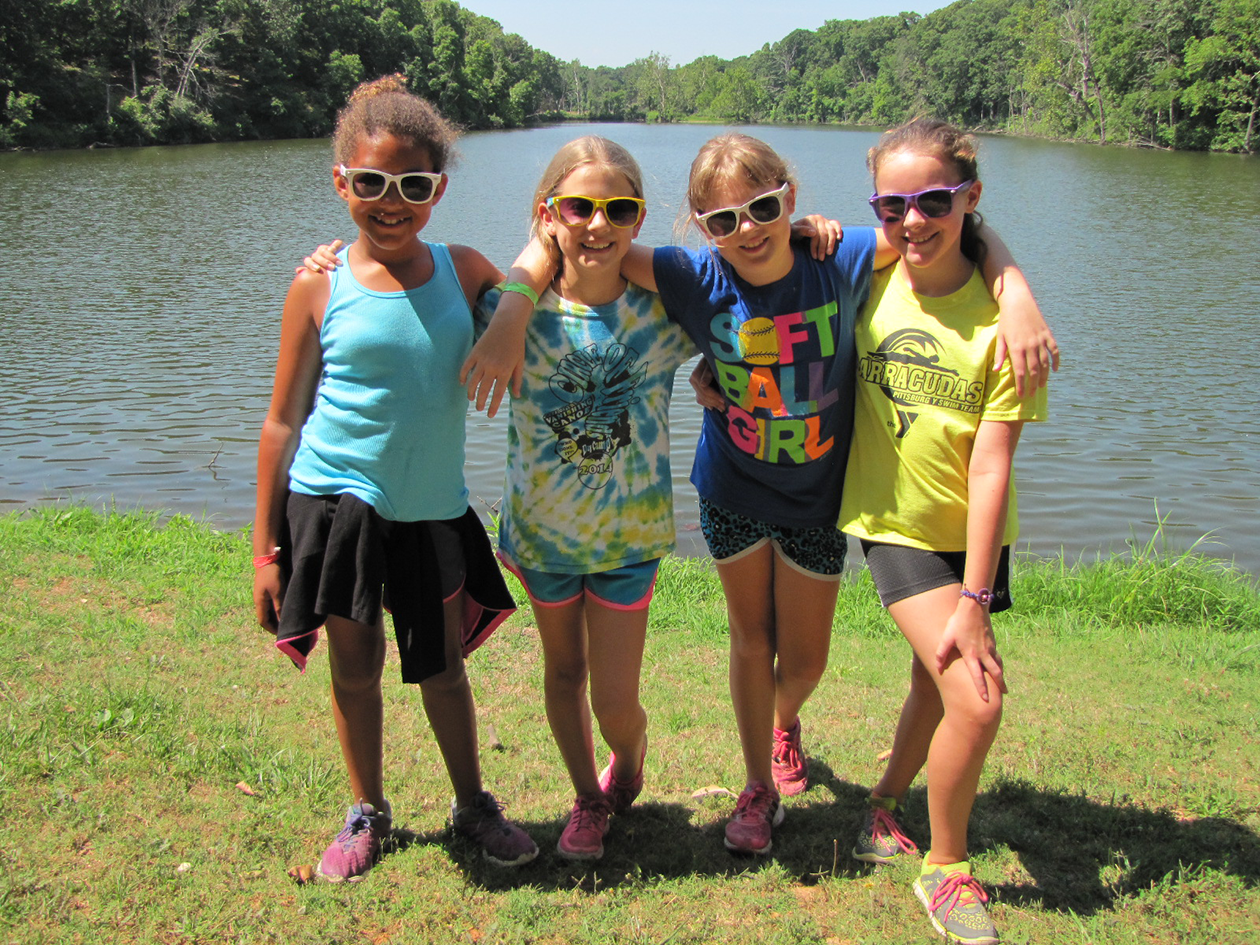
[2,127,1258,576]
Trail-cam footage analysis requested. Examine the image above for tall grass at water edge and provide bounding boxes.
[0,506,1257,945]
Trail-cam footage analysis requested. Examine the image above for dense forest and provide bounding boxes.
[2,0,1256,152]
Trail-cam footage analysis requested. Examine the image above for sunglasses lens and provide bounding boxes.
[399,174,436,203]
[915,189,956,217]
[872,196,907,222]
[350,171,387,200]
[605,198,642,227]
[748,194,782,225]
[703,211,739,238]
[556,197,594,225]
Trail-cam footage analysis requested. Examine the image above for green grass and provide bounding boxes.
[0,506,1257,944]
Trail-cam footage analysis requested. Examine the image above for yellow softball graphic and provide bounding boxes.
[737,317,779,365]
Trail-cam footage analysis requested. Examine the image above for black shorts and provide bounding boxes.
[860,540,1012,613]
[276,491,516,683]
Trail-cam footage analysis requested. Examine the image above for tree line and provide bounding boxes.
[2,0,1255,153]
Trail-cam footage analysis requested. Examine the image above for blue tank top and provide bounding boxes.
[288,242,471,522]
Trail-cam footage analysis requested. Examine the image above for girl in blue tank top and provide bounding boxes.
[251,75,536,881]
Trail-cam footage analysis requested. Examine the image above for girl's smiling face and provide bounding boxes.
[541,163,643,300]
[873,150,981,289]
[335,132,446,258]
[697,176,796,287]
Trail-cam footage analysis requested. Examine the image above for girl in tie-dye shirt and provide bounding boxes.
[488,137,694,861]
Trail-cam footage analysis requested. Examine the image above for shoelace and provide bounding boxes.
[474,794,505,818]
[572,796,612,829]
[734,785,776,821]
[929,871,990,918]
[335,810,380,846]
[871,807,919,854]
[773,730,802,767]
[461,795,512,835]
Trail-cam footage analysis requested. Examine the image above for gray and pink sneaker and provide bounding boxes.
[317,801,392,882]
[451,791,539,867]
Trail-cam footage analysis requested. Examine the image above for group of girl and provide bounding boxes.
[254,73,1053,944]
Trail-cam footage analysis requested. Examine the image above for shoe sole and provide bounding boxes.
[913,878,999,945]
[316,864,370,883]
[483,846,540,867]
[723,802,786,855]
[773,774,809,797]
[556,840,605,861]
[852,847,902,864]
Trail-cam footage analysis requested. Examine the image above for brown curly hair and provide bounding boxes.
[332,74,459,170]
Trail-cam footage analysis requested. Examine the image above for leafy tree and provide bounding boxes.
[1185,0,1259,151]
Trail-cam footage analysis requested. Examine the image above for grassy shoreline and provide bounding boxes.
[2,508,1257,944]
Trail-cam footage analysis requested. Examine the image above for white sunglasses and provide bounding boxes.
[338,165,443,204]
[694,182,790,239]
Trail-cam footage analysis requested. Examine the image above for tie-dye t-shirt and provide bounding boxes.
[489,283,696,574]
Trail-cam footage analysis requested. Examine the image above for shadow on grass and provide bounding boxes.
[380,767,1260,911]
[377,760,877,891]
[974,777,1260,914]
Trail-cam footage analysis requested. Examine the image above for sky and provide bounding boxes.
[463,1,954,69]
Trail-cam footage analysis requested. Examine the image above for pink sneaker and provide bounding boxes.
[771,719,808,797]
[316,801,392,882]
[723,781,784,855]
[598,740,646,814]
[557,792,613,861]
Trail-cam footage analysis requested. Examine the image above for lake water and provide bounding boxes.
[2,124,1258,576]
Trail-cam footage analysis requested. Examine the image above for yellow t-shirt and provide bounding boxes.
[838,264,1048,551]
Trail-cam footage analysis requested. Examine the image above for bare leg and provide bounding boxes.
[716,544,776,787]
[534,599,600,796]
[325,614,388,809]
[882,584,1004,864]
[585,600,649,782]
[872,655,944,801]
[769,554,839,733]
[419,595,483,809]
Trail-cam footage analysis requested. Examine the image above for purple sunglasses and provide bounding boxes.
[869,181,974,222]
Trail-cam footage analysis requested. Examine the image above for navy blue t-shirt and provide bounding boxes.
[654,230,876,528]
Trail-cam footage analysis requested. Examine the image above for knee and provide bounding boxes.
[328,638,386,694]
[589,688,644,730]
[545,655,589,697]
[776,655,825,690]
[728,621,774,662]
[419,655,469,697]
[948,687,1003,734]
[330,656,383,697]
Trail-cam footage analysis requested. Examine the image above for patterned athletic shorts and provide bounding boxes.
[698,496,847,577]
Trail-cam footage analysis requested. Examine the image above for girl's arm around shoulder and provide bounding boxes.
[937,418,1024,703]
[448,244,506,311]
[620,243,657,293]
[871,227,902,270]
[459,238,553,417]
[252,270,329,632]
[977,226,1060,397]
